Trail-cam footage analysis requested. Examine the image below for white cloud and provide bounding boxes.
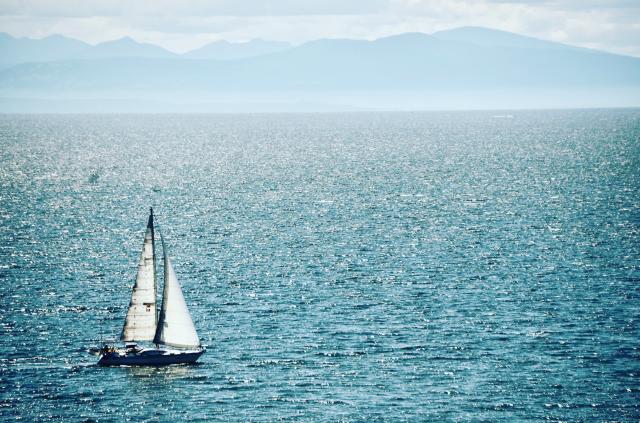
[0,0,389,17]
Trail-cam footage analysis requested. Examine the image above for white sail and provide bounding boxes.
[121,211,157,342]
[153,237,200,349]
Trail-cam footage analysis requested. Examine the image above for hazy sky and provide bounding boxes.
[1,0,638,56]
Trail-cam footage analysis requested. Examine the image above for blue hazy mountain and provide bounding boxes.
[71,37,177,59]
[183,39,291,60]
[1,27,639,111]
[0,33,90,68]
[0,33,175,66]
[432,26,584,51]
[251,31,640,89]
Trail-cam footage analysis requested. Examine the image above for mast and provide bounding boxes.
[150,207,157,328]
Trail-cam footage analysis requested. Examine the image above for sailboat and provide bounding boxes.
[98,208,205,366]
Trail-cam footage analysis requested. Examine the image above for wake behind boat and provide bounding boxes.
[97,208,205,366]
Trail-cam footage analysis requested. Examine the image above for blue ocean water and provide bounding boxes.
[0,110,638,421]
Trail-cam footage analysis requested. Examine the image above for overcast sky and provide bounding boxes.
[1,0,638,56]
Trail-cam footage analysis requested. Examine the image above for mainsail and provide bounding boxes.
[153,236,201,349]
[121,209,157,341]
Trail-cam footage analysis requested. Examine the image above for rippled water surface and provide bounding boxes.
[1,111,639,421]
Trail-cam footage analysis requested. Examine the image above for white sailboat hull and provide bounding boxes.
[98,347,205,366]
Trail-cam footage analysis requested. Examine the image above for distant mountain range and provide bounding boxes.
[72,37,178,60]
[0,33,90,68]
[183,39,291,60]
[0,33,292,66]
[1,27,639,112]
